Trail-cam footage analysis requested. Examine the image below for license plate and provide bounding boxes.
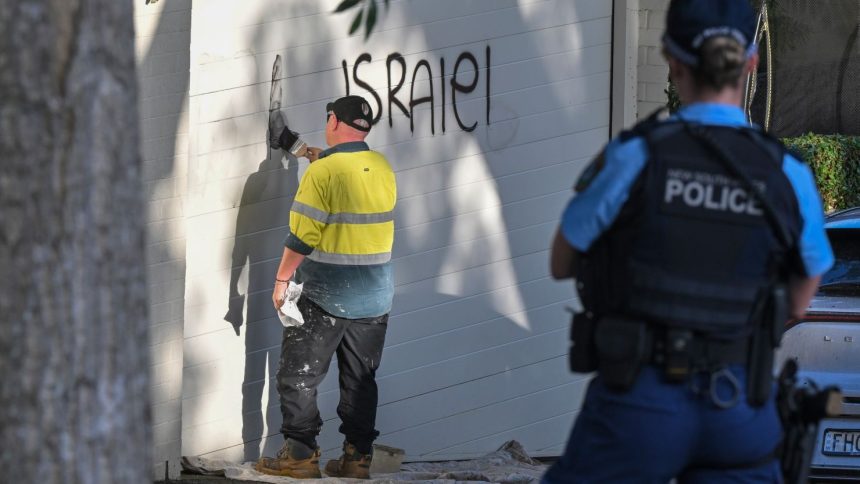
[823,429,860,456]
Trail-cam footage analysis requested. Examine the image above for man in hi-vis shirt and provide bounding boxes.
[256,95,396,480]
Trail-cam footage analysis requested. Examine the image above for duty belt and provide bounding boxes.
[651,327,748,377]
[648,327,750,409]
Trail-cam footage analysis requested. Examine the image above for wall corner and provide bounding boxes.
[612,0,640,136]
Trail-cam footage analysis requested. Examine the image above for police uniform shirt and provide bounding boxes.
[561,103,834,278]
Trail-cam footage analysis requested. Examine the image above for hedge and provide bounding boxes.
[782,134,860,212]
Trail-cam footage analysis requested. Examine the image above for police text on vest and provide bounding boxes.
[664,168,763,216]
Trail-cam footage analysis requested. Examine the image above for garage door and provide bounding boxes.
[182,0,612,463]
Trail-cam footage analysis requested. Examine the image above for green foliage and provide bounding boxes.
[335,0,389,39]
[349,9,364,35]
[665,77,681,114]
[783,134,860,212]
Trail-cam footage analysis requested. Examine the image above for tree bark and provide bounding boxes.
[0,1,151,483]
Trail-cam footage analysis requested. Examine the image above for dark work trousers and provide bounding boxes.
[277,296,387,454]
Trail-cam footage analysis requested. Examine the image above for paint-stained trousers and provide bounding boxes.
[277,296,387,455]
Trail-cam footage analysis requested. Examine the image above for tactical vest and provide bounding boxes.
[580,120,801,338]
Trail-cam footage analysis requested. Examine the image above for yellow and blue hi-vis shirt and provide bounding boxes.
[284,141,396,318]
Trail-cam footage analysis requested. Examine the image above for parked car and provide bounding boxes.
[778,206,860,482]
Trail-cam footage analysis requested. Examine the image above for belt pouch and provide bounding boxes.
[748,323,774,406]
[569,311,599,373]
[595,316,651,392]
[747,284,787,406]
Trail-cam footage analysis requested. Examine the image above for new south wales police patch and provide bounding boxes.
[660,163,765,223]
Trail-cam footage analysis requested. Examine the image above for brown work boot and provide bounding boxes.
[255,438,321,478]
[324,441,372,479]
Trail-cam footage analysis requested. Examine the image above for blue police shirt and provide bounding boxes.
[560,103,834,277]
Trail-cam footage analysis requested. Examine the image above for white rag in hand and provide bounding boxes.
[277,281,304,327]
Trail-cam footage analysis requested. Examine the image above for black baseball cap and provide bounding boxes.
[326,95,373,132]
[663,0,757,66]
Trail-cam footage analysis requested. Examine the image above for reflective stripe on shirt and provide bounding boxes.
[307,250,392,265]
[291,200,395,225]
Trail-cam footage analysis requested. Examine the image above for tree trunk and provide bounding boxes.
[0,1,151,483]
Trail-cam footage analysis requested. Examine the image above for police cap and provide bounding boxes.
[663,0,757,66]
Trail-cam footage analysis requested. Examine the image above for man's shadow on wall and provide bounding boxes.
[224,55,302,462]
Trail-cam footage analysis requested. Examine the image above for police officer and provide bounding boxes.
[543,1,834,482]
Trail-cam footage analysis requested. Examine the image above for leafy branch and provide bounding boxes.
[665,75,681,114]
[334,0,389,39]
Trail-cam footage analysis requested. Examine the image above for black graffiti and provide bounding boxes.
[451,52,478,132]
[341,46,491,135]
[352,54,383,125]
[387,53,410,128]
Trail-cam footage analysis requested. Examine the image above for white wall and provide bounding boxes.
[181,0,610,464]
[125,0,684,472]
[134,0,191,479]
[637,0,670,118]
